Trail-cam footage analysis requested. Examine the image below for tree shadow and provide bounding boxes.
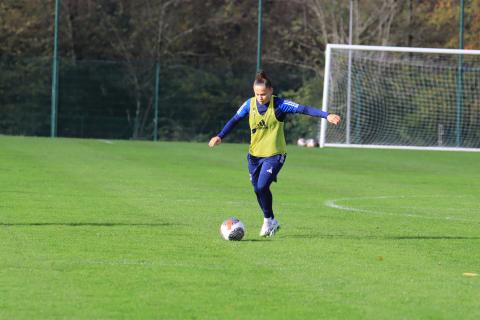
[386,235,480,240]
[283,234,480,240]
[0,222,183,227]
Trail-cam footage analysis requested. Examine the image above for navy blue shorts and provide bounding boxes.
[247,153,287,186]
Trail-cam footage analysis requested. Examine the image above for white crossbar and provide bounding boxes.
[327,44,480,55]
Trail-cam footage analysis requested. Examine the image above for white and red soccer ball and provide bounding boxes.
[220,217,245,241]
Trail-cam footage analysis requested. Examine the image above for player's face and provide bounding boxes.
[254,85,273,105]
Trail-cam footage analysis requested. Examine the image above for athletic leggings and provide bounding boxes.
[247,153,286,219]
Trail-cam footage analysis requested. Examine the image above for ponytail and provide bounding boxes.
[254,70,272,88]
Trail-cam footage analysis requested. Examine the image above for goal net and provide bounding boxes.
[320,44,480,151]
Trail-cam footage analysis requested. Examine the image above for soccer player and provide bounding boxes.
[209,71,341,237]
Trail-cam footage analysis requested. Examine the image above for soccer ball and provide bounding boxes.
[306,138,319,148]
[220,217,245,241]
[297,138,306,147]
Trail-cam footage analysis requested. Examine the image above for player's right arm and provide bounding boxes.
[208,99,250,147]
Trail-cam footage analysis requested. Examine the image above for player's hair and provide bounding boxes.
[254,70,272,88]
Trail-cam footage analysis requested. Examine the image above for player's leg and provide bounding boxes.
[255,180,273,218]
[256,154,286,237]
[256,154,286,218]
[247,154,268,217]
[248,154,279,236]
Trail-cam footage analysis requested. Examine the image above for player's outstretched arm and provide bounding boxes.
[208,136,222,147]
[209,106,247,148]
[327,114,341,125]
[280,99,341,125]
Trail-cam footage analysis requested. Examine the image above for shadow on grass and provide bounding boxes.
[387,235,480,240]
[0,222,183,227]
[283,234,480,240]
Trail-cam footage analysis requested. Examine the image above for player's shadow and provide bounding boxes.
[283,234,480,240]
[0,222,183,227]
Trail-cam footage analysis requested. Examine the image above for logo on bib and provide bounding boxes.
[252,120,268,134]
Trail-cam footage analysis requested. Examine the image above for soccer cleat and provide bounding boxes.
[266,219,280,237]
[259,219,280,237]
[259,221,270,237]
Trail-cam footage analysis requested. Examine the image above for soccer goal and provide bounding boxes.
[320,44,480,152]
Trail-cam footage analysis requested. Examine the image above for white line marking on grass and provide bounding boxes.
[325,195,476,222]
[98,139,114,144]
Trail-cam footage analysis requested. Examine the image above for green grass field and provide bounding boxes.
[1,135,479,319]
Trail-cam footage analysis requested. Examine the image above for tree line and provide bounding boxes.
[0,0,478,142]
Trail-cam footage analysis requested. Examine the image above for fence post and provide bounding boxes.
[256,0,263,71]
[50,0,61,137]
[153,62,160,141]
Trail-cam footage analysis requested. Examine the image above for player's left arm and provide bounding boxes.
[279,99,341,125]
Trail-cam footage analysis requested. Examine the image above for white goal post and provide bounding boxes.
[320,44,480,152]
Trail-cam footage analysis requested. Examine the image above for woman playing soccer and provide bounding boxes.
[209,71,341,237]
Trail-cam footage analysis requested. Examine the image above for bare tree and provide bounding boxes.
[265,0,405,76]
